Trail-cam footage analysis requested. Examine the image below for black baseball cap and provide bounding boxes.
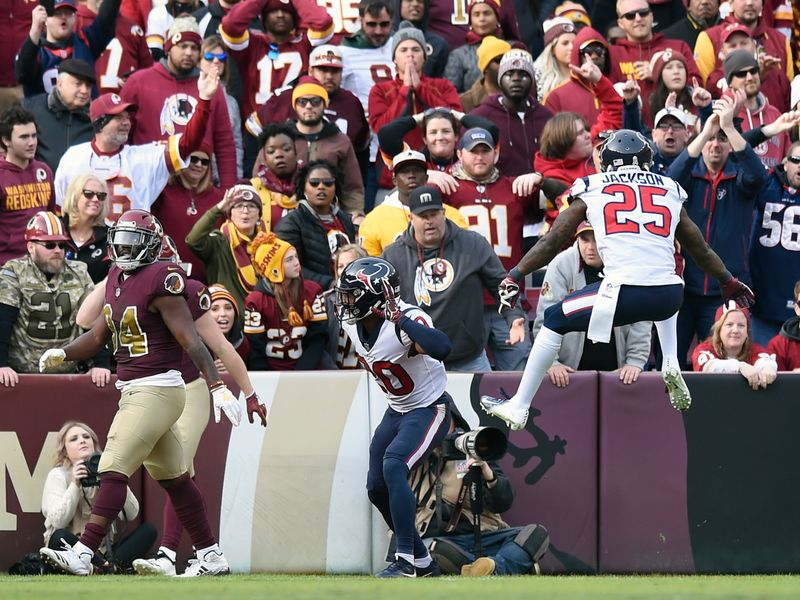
[58,58,97,84]
[408,185,444,215]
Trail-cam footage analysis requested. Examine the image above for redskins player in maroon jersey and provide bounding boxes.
[39,209,242,577]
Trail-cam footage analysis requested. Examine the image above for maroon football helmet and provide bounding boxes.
[25,211,70,242]
[108,209,163,271]
[158,235,181,264]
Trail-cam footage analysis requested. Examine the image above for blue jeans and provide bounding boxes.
[677,293,721,368]
[483,307,531,371]
[446,350,492,372]
[435,528,535,575]
[750,314,783,347]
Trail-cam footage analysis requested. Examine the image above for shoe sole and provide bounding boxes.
[663,368,692,411]
[178,567,231,577]
[40,549,90,576]
[480,400,528,431]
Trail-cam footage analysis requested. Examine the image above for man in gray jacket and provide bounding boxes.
[532,222,651,387]
[382,185,525,372]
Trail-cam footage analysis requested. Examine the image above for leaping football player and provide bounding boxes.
[481,125,755,431]
[335,257,452,578]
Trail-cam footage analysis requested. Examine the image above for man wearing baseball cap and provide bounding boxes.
[438,127,541,370]
[359,149,466,256]
[15,0,120,97]
[54,67,222,222]
[120,16,237,189]
[383,184,526,372]
[649,107,690,174]
[471,49,553,177]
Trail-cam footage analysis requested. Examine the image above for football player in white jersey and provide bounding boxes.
[335,257,452,578]
[480,129,756,431]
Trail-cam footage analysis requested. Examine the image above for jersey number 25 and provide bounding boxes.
[602,184,671,237]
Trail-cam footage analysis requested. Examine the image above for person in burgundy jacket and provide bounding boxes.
[121,16,237,189]
[768,280,800,371]
[543,25,623,135]
[0,0,33,112]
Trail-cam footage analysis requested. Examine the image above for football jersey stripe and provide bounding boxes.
[219,26,249,50]
[405,403,447,469]
[562,291,596,317]
[308,23,336,43]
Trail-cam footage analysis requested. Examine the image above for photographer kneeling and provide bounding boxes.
[41,422,156,573]
[409,410,550,576]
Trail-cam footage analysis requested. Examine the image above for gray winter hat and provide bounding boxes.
[392,20,428,59]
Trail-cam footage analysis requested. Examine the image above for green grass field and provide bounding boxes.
[3,574,800,600]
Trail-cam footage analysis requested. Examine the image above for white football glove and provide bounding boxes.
[39,349,66,373]
[210,383,243,426]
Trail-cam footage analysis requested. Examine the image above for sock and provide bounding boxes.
[79,472,129,552]
[164,477,215,550]
[383,457,417,557]
[158,546,177,562]
[655,314,679,370]
[414,554,432,568]
[396,552,414,565]
[512,327,563,410]
[161,497,183,551]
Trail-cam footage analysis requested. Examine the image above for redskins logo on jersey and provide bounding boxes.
[164,271,186,295]
[160,93,199,136]
[198,289,212,310]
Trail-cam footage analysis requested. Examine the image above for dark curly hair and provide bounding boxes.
[294,159,344,205]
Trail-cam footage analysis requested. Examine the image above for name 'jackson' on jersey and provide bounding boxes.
[103,261,189,383]
[341,301,447,413]
[571,169,686,287]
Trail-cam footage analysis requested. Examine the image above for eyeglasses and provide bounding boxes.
[82,189,108,201]
[203,51,227,62]
[308,178,335,187]
[732,66,759,79]
[655,122,685,131]
[268,43,279,61]
[620,7,651,20]
[581,45,606,57]
[786,155,800,164]
[231,203,259,212]
[34,241,68,251]
[296,97,324,107]
[189,155,211,166]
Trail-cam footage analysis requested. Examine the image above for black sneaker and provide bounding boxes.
[376,557,416,578]
[430,538,473,575]
[415,557,441,577]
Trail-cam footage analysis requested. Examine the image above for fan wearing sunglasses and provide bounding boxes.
[60,174,111,283]
[606,0,700,114]
[120,17,238,190]
[273,159,357,292]
[0,211,112,389]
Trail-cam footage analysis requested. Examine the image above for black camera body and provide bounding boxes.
[80,452,102,488]
[440,427,507,462]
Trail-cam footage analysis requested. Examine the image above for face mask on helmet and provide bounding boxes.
[109,227,161,271]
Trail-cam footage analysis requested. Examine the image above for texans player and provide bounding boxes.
[38,210,242,576]
[335,257,452,577]
[481,127,756,431]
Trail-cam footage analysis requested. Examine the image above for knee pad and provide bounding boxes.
[430,537,473,575]
[513,524,550,562]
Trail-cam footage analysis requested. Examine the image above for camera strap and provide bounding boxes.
[445,467,481,534]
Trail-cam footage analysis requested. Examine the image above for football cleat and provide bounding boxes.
[132,550,177,576]
[662,367,692,411]
[40,540,93,575]
[375,557,416,578]
[461,556,496,577]
[177,549,230,577]
[415,557,441,577]
[480,396,529,431]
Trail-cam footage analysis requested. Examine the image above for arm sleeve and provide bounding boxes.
[622,96,643,132]
[483,462,514,514]
[621,320,652,369]
[176,98,212,163]
[754,353,778,372]
[397,315,451,361]
[210,91,237,189]
[460,113,499,146]
[742,126,768,149]
[84,0,121,57]
[413,79,463,112]
[666,150,698,189]
[220,0,267,48]
[734,144,769,197]
[589,76,624,139]
[0,303,20,367]
[443,50,466,93]
[15,37,41,86]
[41,468,81,531]
[185,206,225,258]
[377,116,417,160]
[293,0,335,44]
[369,84,414,134]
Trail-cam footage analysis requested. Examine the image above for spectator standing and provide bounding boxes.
[153,144,223,283]
[368,20,461,194]
[186,184,266,315]
[724,49,789,169]
[219,0,335,121]
[459,35,510,113]
[55,67,221,221]
[646,49,695,127]
[533,17,576,103]
[0,211,110,387]
[21,59,95,173]
[0,0,33,112]
[60,174,110,284]
[42,421,156,573]
[244,232,328,370]
[382,185,525,372]
[0,106,56,266]
[750,140,800,344]
[661,0,722,48]
[358,150,467,257]
[424,0,519,49]
[470,49,553,177]
[444,0,506,93]
[767,280,800,371]
[605,0,700,115]
[250,123,301,230]
[16,0,120,98]
[692,303,778,389]
[273,159,357,290]
[668,92,768,366]
[75,0,153,94]
[145,0,200,60]
[533,222,651,388]
[392,0,449,78]
[121,17,237,190]
[195,0,259,39]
